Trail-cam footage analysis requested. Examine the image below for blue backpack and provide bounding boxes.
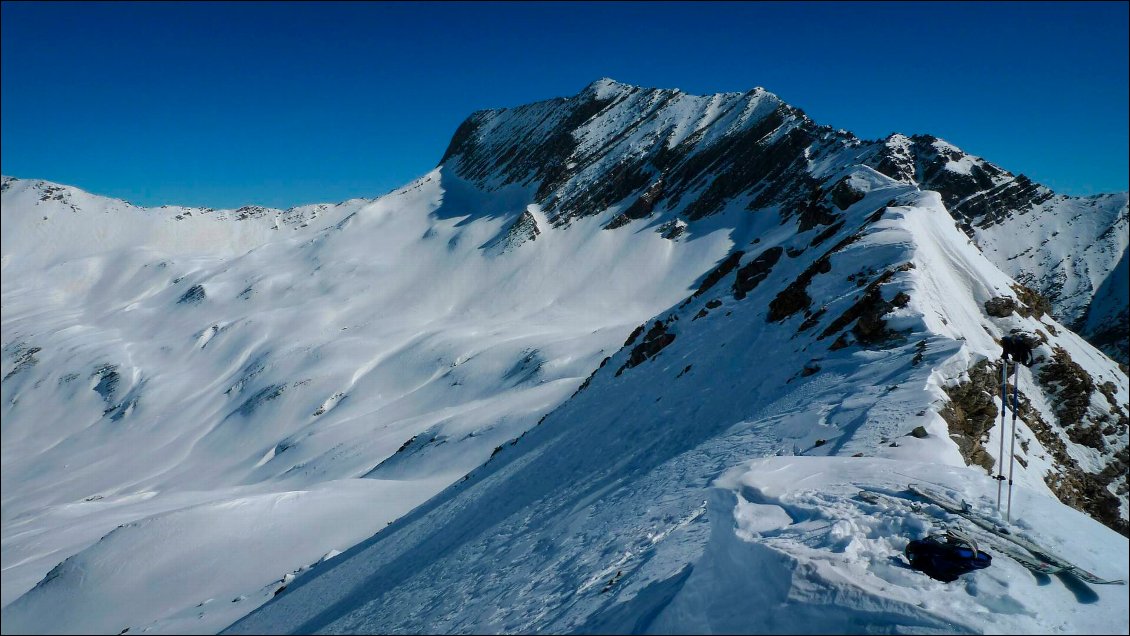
[905,531,992,582]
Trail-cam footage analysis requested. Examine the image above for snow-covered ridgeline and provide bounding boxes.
[1,78,1127,635]
[444,81,1128,363]
[854,135,1130,365]
[225,177,1128,635]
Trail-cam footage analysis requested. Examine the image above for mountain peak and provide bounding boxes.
[580,77,634,100]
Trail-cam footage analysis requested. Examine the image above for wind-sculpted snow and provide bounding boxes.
[1,165,736,632]
[856,136,1130,364]
[227,188,1127,635]
[3,79,1128,635]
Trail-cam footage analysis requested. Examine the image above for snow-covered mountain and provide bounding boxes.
[860,133,1129,366]
[443,78,1129,364]
[2,79,1127,635]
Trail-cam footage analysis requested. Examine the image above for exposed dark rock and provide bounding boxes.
[1011,283,1052,319]
[607,179,666,228]
[234,206,270,221]
[681,107,801,220]
[225,353,269,396]
[946,359,1127,536]
[623,324,645,347]
[617,320,676,375]
[940,359,1005,473]
[1037,346,1095,429]
[797,307,826,333]
[313,392,345,416]
[87,364,143,421]
[850,289,902,346]
[498,210,541,249]
[104,382,143,422]
[91,364,120,404]
[235,383,287,417]
[571,356,610,398]
[912,339,927,365]
[984,297,1017,317]
[768,277,815,323]
[956,175,1055,229]
[733,246,783,300]
[2,343,42,382]
[866,205,889,224]
[818,271,897,341]
[829,176,866,210]
[809,221,844,248]
[768,232,861,323]
[177,284,206,305]
[502,349,544,385]
[657,219,687,240]
[395,435,417,454]
[557,163,652,226]
[794,191,839,233]
[445,86,839,229]
[690,251,744,300]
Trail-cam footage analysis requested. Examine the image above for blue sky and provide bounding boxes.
[2,1,1127,209]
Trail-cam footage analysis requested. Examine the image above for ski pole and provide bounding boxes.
[1006,362,1020,522]
[996,361,1008,511]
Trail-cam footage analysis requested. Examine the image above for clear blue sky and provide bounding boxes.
[2,1,1127,209]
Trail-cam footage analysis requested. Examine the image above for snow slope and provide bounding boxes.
[854,134,1130,364]
[1,171,736,633]
[226,187,1128,635]
[974,193,1129,364]
[3,78,1127,635]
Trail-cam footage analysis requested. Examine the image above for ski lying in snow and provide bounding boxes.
[904,484,1125,586]
[856,490,1063,577]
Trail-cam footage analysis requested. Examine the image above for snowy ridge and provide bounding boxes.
[225,182,1128,635]
[440,84,1127,363]
[2,78,1128,634]
[852,136,1130,364]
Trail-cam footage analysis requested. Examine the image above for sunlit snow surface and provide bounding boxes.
[2,92,1127,634]
[1,171,735,633]
[220,188,1127,636]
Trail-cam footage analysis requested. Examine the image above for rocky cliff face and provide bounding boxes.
[440,79,1128,364]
